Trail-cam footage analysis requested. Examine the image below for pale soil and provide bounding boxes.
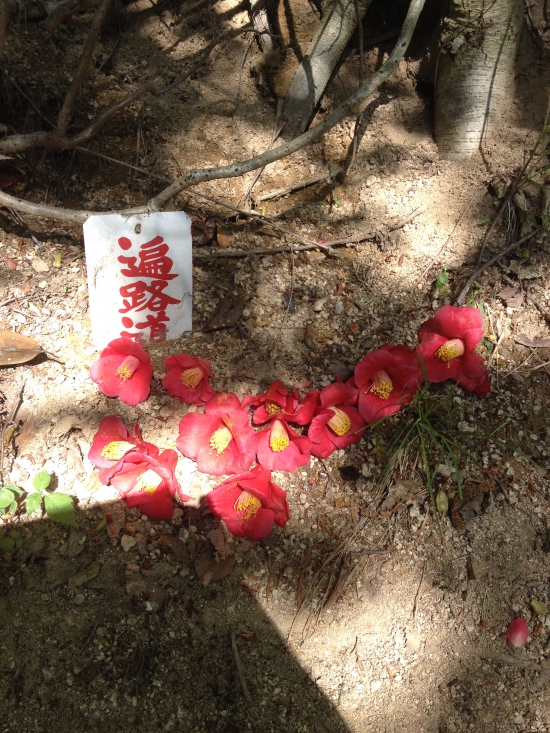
[1,1,550,732]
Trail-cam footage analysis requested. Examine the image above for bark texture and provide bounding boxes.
[434,0,523,160]
[280,0,373,140]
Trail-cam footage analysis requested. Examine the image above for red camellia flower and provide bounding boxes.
[243,381,297,424]
[247,418,311,472]
[416,305,489,396]
[162,353,214,405]
[110,448,187,520]
[90,337,152,406]
[355,345,422,424]
[243,381,319,425]
[308,381,366,458]
[206,465,290,541]
[176,392,255,476]
[88,415,158,484]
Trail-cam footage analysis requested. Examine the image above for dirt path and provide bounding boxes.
[1,1,550,731]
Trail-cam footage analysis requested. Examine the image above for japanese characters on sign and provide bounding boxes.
[84,212,193,350]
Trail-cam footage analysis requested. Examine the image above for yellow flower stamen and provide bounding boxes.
[100,440,134,460]
[115,356,139,382]
[181,366,203,389]
[327,407,351,436]
[234,490,261,520]
[370,369,393,400]
[435,338,465,366]
[266,402,283,415]
[209,426,233,455]
[269,420,290,452]
[134,469,162,495]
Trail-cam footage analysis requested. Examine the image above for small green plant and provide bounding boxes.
[0,530,22,551]
[26,470,77,527]
[372,382,465,520]
[434,269,449,302]
[0,470,77,527]
[0,485,24,515]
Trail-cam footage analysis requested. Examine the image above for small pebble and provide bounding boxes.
[73,593,85,606]
[121,535,137,552]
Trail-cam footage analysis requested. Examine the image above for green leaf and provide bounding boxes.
[10,531,20,540]
[32,469,51,492]
[44,492,77,527]
[435,270,448,290]
[0,537,15,550]
[25,492,43,516]
[0,488,15,508]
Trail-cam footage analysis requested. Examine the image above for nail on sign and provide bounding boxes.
[84,212,192,350]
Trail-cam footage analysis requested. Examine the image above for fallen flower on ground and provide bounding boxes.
[244,381,319,425]
[163,353,214,405]
[243,381,298,424]
[109,448,187,520]
[88,415,158,484]
[206,465,290,541]
[176,392,255,476]
[308,381,365,458]
[90,337,152,406]
[247,418,311,472]
[416,305,489,396]
[355,345,422,423]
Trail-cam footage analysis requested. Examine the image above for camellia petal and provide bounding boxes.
[109,448,186,520]
[206,465,289,541]
[90,337,152,406]
[176,403,255,476]
[417,305,489,395]
[355,345,422,424]
[247,419,311,471]
[88,415,158,485]
[162,353,214,405]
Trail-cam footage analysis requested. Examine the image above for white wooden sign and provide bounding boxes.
[83,212,193,350]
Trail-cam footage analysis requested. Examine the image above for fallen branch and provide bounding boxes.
[2,0,426,222]
[253,167,344,202]
[455,230,536,305]
[148,0,426,211]
[0,25,254,155]
[56,0,112,137]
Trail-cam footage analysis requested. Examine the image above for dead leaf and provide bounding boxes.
[0,331,46,366]
[398,254,404,266]
[507,260,542,279]
[207,527,227,554]
[203,296,247,332]
[158,535,191,561]
[5,258,16,271]
[68,560,102,589]
[191,216,217,246]
[14,414,37,453]
[349,323,359,335]
[497,285,524,309]
[515,334,550,348]
[216,226,229,249]
[195,549,236,583]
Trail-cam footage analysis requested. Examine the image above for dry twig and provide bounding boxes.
[455,230,536,305]
[231,631,252,703]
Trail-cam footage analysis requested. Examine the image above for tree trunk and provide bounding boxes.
[280,0,373,140]
[434,0,523,160]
